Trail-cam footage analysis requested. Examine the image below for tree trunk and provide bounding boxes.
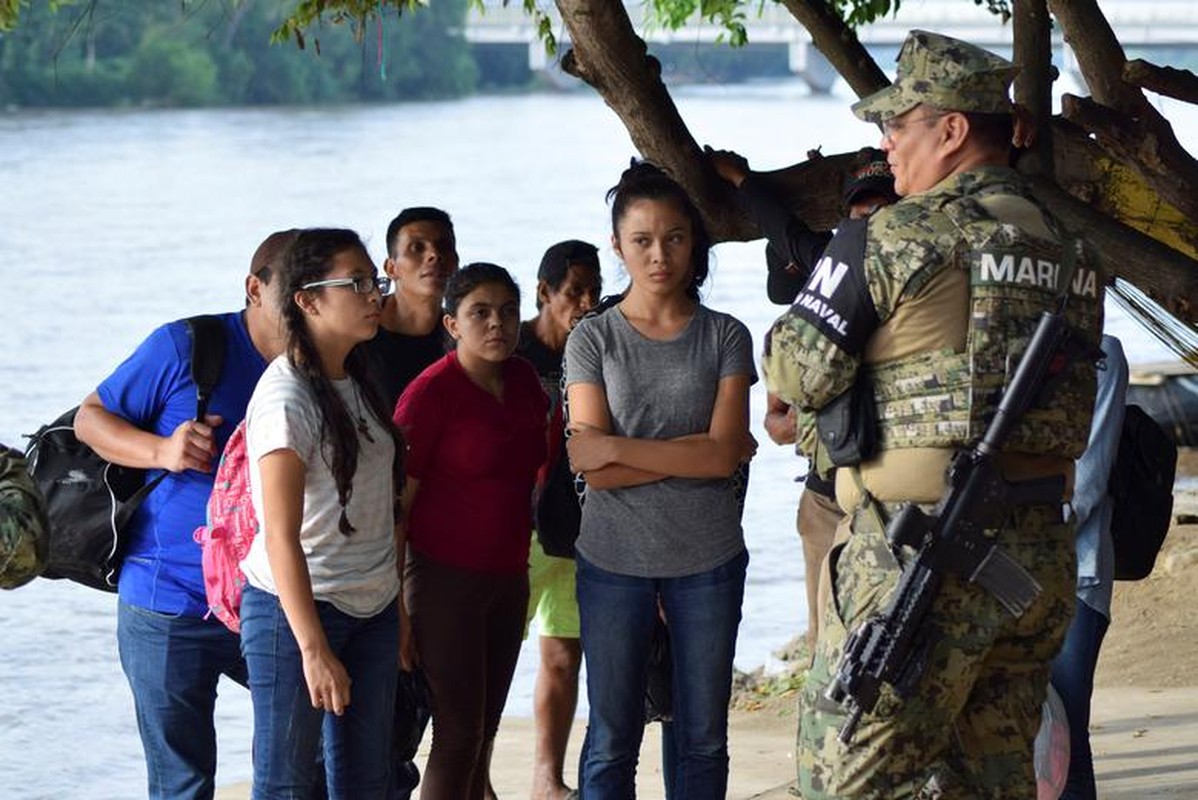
[775,0,888,99]
[1060,95,1198,225]
[1048,0,1142,112]
[555,0,742,236]
[1011,0,1054,178]
[1050,0,1198,231]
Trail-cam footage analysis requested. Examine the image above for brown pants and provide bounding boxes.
[797,487,843,655]
[406,552,529,800]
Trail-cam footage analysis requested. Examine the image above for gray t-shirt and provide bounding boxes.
[564,304,757,577]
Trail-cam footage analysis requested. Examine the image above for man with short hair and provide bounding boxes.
[365,206,459,411]
[360,206,458,799]
[763,30,1103,798]
[74,230,295,800]
[519,239,602,800]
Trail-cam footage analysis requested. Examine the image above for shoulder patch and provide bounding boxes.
[787,218,878,355]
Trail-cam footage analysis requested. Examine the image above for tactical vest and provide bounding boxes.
[869,193,1102,459]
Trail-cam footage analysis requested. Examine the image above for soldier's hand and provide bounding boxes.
[158,414,224,473]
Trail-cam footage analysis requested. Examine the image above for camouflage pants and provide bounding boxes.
[795,503,1075,799]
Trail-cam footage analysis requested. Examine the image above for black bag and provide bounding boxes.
[23,316,226,592]
[534,448,583,558]
[644,614,673,724]
[393,668,432,763]
[1110,404,1178,581]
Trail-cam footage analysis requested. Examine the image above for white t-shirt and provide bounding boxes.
[241,356,400,618]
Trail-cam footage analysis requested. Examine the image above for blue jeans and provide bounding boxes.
[240,585,399,800]
[117,601,248,800]
[576,550,747,800]
[1050,599,1110,800]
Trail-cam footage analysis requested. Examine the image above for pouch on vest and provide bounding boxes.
[816,372,878,467]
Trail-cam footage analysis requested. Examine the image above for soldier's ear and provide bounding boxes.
[941,111,970,155]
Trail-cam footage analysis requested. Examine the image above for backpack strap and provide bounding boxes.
[117,315,228,522]
[185,315,227,420]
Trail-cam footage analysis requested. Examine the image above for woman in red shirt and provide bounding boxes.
[394,262,548,800]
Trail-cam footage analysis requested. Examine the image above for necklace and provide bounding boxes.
[349,382,375,443]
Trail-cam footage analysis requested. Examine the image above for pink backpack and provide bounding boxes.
[193,420,258,633]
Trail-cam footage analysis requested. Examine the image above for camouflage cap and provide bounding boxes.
[852,30,1019,124]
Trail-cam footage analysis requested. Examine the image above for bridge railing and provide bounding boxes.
[465,1,1198,46]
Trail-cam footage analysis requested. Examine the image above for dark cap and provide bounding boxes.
[842,148,897,207]
[250,229,301,276]
[537,239,601,282]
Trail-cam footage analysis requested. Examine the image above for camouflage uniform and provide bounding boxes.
[762,31,1102,799]
[1,445,49,589]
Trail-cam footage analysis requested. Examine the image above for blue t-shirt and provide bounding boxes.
[97,312,267,616]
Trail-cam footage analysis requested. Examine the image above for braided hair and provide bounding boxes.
[277,228,405,534]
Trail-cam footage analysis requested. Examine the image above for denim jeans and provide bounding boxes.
[1050,599,1110,800]
[576,549,747,800]
[117,601,248,800]
[240,585,399,800]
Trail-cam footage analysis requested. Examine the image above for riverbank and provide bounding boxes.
[216,490,1198,799]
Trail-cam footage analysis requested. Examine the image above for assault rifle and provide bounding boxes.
[824,306,1096,744]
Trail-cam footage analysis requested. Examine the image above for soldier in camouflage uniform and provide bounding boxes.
[0,445,49,589]
[762,30,1103,799]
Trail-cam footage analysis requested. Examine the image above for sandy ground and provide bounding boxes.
[218,490,1198,800]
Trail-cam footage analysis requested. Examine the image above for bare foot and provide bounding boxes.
[530,776,575,800]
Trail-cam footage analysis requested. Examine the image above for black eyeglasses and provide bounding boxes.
[301,275,391,295]
[882,111,949,140]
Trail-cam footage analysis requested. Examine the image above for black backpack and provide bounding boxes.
[23,316,226,592]
[1109,404,1178,581]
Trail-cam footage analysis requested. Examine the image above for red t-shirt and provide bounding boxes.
[395,351,548,573]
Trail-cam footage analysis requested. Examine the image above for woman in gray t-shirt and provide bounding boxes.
[565,161,757,799]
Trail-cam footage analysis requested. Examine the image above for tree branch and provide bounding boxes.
[1012,0,1054,178]
[1048,0,1143,112]
[1123,59,1198,106]
[775,0,888,99]
[555,0,741,236]
[1025,174,1198,323]
[1060,94,1198,225]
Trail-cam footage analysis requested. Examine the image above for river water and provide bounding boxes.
[0,84,1189,798]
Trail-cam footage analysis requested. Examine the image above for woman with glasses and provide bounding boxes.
[239,227,408,799]
[394,263,548,800]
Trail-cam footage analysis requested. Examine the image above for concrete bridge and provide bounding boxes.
[465,1,1198,92]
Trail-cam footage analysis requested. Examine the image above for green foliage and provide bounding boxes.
[643,0,1011,41]
[129,30,219,106]
[0,0,75,32]
[0,0,477,107]
[646,0,755,47]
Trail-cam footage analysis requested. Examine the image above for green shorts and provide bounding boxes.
[525,532,580,639]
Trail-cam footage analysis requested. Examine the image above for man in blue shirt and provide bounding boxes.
[74,230,295,800]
